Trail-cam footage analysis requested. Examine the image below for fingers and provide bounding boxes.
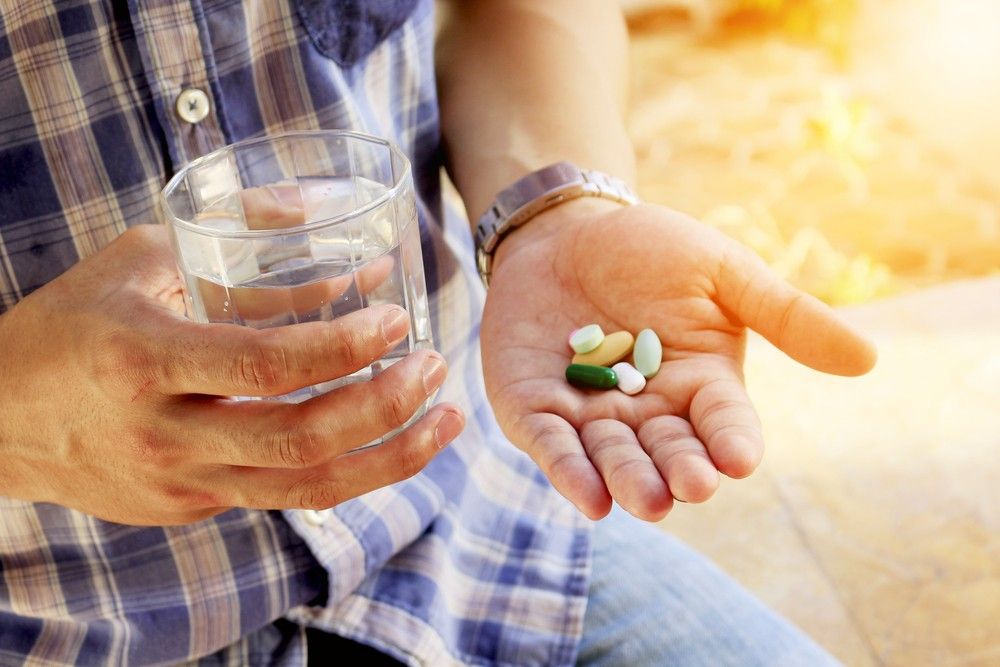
[240,184,305,230]
[718,245,877,376]
[355,255,395,296]
[155,303,411,397]
[580,420,672,521]
[108,225,190,299]
[224,403,465,510]
[510,413,611,520]
[192,253,394,324]
[688,376,763,479]
[637,416,719,503]
[193,271,356,323]
[187,349,447,467]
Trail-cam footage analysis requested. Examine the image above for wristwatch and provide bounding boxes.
[474,161,639,287]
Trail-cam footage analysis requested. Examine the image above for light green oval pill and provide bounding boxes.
[633,328,663,379]
[566,364,618,390]
[569,324,604,354]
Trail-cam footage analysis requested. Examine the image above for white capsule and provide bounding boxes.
[569,324,605,354]
[612,362,646,396]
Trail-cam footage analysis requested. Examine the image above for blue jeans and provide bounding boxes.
[577,506,840,666]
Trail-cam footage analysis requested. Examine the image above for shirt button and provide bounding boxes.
[302,509,332,526]
[175,87,211,124]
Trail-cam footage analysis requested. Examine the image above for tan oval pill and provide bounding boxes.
[572,330,635,367]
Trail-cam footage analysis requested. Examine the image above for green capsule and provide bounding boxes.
[566,364,618,390]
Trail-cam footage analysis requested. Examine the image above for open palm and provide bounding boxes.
[481,202,876,521]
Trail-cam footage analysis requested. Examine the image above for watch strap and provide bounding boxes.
[474,161,638,287]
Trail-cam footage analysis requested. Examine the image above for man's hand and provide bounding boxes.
[481,200,876,521]
[0,225,465,525]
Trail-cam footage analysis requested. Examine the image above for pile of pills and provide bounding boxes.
[565,325,662,395]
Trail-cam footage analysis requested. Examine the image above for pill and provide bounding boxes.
[569,324,604,354]
[612,362,646,395]
[572,330,634,367]
[566,364,618,390]
[632,328,663,379]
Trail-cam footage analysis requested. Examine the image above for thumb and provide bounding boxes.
[105,224,184,290]
[717,245,877,376]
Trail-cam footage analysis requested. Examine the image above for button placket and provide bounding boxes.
[302,509,333,526]
[175,88,210,124]
[129,1,227,162]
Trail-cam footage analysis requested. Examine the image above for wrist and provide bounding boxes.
[473,162,638,286]
[492,197,626,273]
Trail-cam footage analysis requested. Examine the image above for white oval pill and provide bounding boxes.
[569,324,605,354]
[633,328,663,379]
[612,362,646,395]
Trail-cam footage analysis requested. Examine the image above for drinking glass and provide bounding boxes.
[161,131,433,445]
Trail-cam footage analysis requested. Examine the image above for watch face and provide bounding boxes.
[494,161,582,217]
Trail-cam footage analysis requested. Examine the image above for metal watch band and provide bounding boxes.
[474,161,639,287]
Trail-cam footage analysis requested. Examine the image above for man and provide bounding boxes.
[0,1,875,664]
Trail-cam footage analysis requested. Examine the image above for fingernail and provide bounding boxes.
[381,307,410,345]
[421,354,447,395]
[434,410,464,448]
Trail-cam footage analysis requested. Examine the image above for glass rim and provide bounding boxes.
[160,129,412,240]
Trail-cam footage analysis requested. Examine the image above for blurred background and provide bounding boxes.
[620,0,1000,664]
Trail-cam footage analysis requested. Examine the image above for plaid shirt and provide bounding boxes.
[0,1,591,664]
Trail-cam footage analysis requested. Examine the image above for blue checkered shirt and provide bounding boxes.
[0,1,591,664]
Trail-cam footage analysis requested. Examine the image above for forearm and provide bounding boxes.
[436,0,636,223]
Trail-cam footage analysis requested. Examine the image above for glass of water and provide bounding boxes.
[161,131,433,443]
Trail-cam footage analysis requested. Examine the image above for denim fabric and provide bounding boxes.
[578,506,841,667]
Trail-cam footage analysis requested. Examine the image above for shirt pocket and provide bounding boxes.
[295,0,419,67]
